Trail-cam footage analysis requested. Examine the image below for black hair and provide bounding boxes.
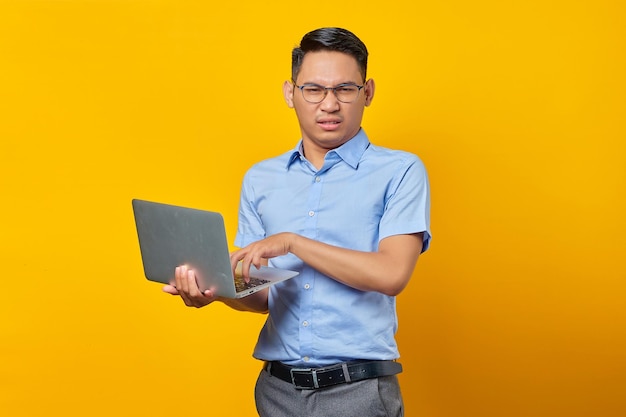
[291,27,368,82]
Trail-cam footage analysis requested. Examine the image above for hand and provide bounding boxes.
[162,265,218,308]
[230,232,295,280]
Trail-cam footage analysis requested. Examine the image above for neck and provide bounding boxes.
[301,144,327,170]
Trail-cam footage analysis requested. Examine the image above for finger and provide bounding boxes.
[175,265,195,306]
[241,256,252,282]
[176,265,189,294]
[251,254,262,271]
[186,270,214,308]
[201,289,218,303]
[185,269,202,297]
[174,266,182,290]
[163,285,179,295]
[229,249,244,272]
[187,292,214,308]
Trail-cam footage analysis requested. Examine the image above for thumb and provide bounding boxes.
[162,285,179,295]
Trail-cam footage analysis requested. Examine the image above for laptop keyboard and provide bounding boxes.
[234,275,271,293]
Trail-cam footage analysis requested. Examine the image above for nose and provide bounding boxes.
[319,89,340,112]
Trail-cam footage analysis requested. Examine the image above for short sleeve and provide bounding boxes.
[378,155,431,252]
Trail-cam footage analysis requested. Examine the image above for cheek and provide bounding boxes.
[293,106,307,123]
[294,104,315,123]
[345,107,365,125]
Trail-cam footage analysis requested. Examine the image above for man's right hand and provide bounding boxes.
[162,265,218,308]
[164,263,269,313]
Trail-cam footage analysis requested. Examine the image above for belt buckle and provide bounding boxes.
[289,367,318,389]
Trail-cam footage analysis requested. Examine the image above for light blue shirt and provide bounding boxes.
[235,129,431,367]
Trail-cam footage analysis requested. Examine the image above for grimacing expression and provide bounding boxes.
[284,50,375,154]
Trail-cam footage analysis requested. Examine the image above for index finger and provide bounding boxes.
[230,249,251,282]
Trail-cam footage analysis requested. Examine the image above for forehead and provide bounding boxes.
[296,51,362,84]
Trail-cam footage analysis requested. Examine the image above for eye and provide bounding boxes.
[303,86,324,94]
[337,85,358,93]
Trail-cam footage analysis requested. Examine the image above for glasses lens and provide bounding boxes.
[302,85,326,103]
[335,85,360,103]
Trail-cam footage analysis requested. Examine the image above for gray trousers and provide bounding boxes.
[254,367,404,417]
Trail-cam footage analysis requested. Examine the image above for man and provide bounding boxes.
[164,27,431,417]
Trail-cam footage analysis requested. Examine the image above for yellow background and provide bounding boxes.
[1,1,625,416]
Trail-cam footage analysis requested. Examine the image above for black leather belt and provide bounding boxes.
[265,360,402,390]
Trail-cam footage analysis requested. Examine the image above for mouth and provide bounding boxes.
[317,119,342,130]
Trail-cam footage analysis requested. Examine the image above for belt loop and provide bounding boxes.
[312,369,319,389]
[266,362,272,375]
[341,363,351,383]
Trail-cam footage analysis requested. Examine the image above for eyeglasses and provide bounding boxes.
[293,82,364,104]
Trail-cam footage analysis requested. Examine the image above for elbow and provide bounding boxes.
[381,284,406,297]
[378,274,412,297]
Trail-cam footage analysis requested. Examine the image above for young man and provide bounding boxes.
[165,27,431,417]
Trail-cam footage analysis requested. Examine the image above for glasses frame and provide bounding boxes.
[293,81,365,104]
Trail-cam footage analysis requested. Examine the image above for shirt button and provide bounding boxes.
[308,211,315,217]
[303,356,310,362]
[315,176,321,183]
[304,283,311,290]
[302,321,309,327]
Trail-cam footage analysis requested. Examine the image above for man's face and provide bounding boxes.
[284,51,375,155]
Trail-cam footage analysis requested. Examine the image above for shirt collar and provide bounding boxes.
[286,128,370,170]
[287,145,302,168]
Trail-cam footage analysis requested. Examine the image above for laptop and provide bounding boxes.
[132,199,299,298]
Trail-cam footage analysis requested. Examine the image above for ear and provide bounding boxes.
[364,78,375,107]
[283,80,295,108]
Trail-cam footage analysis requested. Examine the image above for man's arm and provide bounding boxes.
[164,231,423,308]
[232,232,424,296]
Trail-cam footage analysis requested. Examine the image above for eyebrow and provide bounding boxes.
[297,81,361,87]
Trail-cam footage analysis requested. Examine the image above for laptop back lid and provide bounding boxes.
[132,199,299,298]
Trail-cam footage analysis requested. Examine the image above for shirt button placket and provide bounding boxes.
[300,172,322,360]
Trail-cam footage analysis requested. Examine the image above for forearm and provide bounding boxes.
[288,233,423,296]
[218,289,269,313]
